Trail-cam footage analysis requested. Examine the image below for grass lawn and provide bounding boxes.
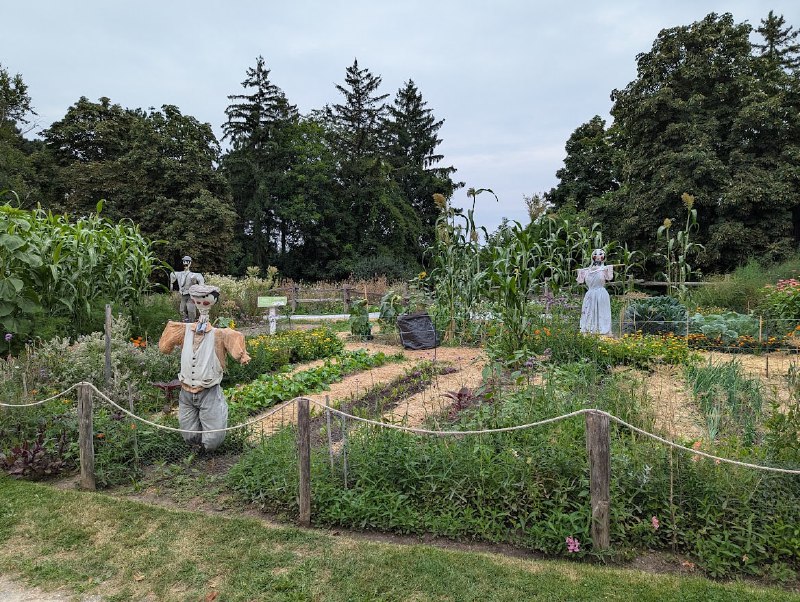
[0,477,798,601]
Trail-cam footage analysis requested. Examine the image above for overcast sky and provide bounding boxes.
[3,1,798,231]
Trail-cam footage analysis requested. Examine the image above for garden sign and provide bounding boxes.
[258,296,288,334]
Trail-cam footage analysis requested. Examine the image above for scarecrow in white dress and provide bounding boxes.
[577,248,613,335]
[158,284,250,452]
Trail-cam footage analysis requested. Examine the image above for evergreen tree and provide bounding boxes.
[755,10,800,71]
[385,79,459,254]
[324,59,420,277]
[221,56,300,272]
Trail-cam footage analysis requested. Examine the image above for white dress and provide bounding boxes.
[577,266,613,335]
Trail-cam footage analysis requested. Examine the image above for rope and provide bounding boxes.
[308,400,800,475]
[0,382,81,407]
[86,383,294,435]
[308,398,588,435]
[4,382,800,474]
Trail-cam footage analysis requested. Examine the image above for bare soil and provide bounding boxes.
[250,337,486,437]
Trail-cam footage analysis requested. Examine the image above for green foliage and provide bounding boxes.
[31,314,179,412]
[205,266,279,323]
[43,97,237,273]
[230,358,800,580]
[757,278,800,324]
[226,349,401,415]
[654,193,704,300]
[622,296,688,336]
[128,293,176,341]
[689,311,759,344]
[685,359,765,444]
[377,290,407,334]
[348,298,372,338]
[224,327,344,385]
[0,202,158,341]
[592,12,800,273]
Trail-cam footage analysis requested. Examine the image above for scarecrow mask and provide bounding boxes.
[591,248,606,266]
[188,284,220,333]
[182,255,192,270]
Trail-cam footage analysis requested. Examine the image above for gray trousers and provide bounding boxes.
[178,385,228,451]
[179,294,197,322]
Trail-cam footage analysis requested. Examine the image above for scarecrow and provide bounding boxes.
[169,255,205,322]
[158,284,250,452]
[577,248,614,336]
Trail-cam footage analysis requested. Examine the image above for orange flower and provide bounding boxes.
[96,433,105,439]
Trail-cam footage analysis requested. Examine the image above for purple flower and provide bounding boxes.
[4,333,12,342]
[566,536,581,553]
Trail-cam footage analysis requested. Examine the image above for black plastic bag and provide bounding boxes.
[397,312,439,350]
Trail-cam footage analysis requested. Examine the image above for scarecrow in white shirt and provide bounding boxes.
[577,248,614,336]
[158,284,250,452]
[169,255,205,322]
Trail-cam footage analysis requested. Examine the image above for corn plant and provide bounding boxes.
[0,198,159,341]
[426,189,493,343]
[656,193,704,300]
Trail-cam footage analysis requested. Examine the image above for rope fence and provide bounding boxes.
[4,377,800,549]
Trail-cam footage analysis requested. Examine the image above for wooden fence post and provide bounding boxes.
[297,397,311,527]
[77,383,96,490]
[104,304,112,388]
[585,410,610,550]
[291,285,299,313]
[343,285,351,314]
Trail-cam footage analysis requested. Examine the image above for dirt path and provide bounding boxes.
[0,575,101,602]
[250,340,485,436]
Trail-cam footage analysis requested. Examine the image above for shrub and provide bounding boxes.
[129,293,177,341]
[757,279,800,331]
[30,314,179,412]
[205,266,278,323]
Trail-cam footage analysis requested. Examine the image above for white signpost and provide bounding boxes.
[257,296,288,335]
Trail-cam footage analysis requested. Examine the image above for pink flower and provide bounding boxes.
[651,516,660,530]
[566,536,581,553]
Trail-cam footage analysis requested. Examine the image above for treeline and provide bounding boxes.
[0,57,459,280]
[4,10,799,281]
[545,11,800,274]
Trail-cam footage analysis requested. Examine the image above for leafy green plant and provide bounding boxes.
[348,297,372,339]
[757,279,800,330]
[377,290,406,334]
[685,359,765,445]
[226,350,402,415]
[689,311,759,344]
[622,296,688,336]
[224,327,344,385]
